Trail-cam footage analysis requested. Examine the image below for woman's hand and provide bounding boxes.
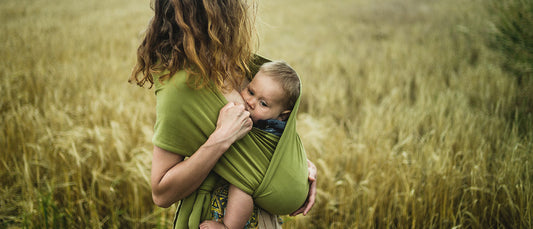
[211,102,253,145]
[151,103,252,207]
[290,159,317,216]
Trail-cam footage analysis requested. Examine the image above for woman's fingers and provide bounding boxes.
[307,159,317,182]
[304,160,317,215]
[303,178,317,215]
[215,102,252,143]
[290,205,305,216]
[233,103,252,139]
[219,101,235,113]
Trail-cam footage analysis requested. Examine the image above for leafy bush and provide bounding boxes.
[488,0,533,82]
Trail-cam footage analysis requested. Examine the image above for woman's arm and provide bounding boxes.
[151,103,252,207]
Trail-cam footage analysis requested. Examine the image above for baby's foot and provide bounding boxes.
[199,220,227,229]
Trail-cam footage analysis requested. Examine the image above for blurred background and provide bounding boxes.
[1,0,532,228]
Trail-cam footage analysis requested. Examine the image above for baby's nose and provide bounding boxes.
[246,98,256,109]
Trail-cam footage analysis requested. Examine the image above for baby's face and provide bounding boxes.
[240,71,289,123]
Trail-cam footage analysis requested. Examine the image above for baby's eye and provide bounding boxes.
[260,101,268,107]
[248,89,254,96]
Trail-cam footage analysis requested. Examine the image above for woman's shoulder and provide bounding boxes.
[153,70,188,93]
[223,89,245,105]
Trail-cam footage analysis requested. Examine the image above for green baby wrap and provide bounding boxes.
[152,59,309,229]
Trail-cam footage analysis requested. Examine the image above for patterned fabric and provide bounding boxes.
[210,184,259,229]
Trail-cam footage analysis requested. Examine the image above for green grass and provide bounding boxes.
[1,0,532,228]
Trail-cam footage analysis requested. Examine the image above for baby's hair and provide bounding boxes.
[259,61,300,111]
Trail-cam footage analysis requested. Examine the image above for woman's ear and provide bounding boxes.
[278,110,291,121]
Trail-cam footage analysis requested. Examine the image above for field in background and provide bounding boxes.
[1,0,531,228]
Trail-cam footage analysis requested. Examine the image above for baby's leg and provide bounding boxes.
[224,184,254,229]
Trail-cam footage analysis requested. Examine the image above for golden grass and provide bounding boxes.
[1,0,532,228]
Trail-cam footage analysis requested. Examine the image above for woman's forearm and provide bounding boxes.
[151,102,252,208]
[151,134,231,207]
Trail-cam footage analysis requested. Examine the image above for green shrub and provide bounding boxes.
[487,0,533,82]
[487,0,533,137]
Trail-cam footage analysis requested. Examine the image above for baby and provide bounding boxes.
[201,61,300,229]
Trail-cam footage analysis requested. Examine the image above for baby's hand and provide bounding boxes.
[199,220,227,229]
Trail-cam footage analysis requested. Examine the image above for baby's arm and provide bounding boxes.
[200,184,253,229]
[224,184,254,229]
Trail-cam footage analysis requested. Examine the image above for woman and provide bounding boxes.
[130,0,317,228]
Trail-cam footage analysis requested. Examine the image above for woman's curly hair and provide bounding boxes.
[130,0,256,90]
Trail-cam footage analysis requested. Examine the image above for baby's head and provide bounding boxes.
[240,61,300,123]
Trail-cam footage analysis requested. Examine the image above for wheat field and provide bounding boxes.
[1,0,532,228]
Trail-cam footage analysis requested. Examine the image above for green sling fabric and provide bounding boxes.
[152,60,309,229]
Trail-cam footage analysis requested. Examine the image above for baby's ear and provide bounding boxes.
[278,110,291,121]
